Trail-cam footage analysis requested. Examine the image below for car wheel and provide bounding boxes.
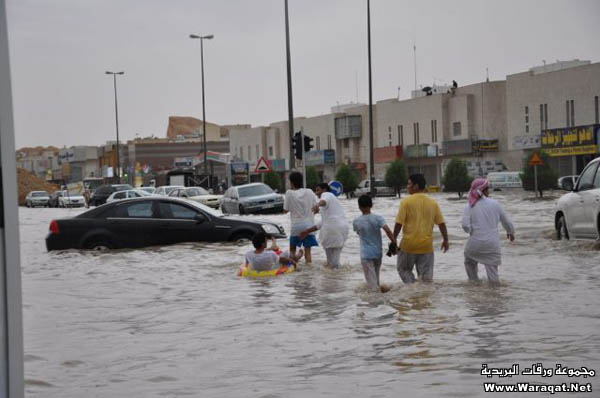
[84,237,115,251]
[231,231,253,244]
[26,201,30,208]
[556,214,569,240]
[221,204,228,214]
[238,205,245,215]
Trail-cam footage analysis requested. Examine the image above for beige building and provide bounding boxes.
[506,60,600,175]
[375,80,508,185]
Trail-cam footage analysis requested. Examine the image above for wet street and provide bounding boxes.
[20,191,600,397]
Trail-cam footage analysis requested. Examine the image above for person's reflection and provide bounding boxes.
[463,282,510,360]
[248,279,274,307]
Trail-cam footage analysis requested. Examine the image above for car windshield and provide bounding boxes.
[238,184,273,198]
[115,185,133,191]
[164,186,181,194]
[183,199,222,217]
[32,192,48,197]
[186,187,209,196]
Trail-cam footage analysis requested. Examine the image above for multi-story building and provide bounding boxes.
[375,80,507,185]
[506,60,600,176]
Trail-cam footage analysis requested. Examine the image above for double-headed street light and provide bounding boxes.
[105,70,124,183]
[189,33,214,187]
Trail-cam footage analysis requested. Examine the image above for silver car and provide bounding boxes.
[221,183,284,215]
[25,191,50,207]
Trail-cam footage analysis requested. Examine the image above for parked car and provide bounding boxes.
[89,184,133,206]
[139,187,156,195]
[25,191,50,207]
[57,191,85,208]
[555,157,600,240]
[168,187,222,209]
[153,185,184,197]
[557,175,579,192]
[487,172,523,190]
[106,189,151,203]
[45,197,286,251]
[353,179,395,197]
[221,183,284,215]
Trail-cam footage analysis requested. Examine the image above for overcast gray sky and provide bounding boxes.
[7,0,600,148]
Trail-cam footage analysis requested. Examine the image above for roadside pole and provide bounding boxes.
[301,127,306,188]
[534,164,538,198]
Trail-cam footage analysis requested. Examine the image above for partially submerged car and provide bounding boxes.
[46,197,286,251]
[168,186,222,209]
[221,183,284,215]
[555,157,600,240]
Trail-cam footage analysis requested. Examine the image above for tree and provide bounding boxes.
[263,171,282,192]
[520,151,557,197]
[335,164,359,198]
[384,159,408,197]
[306,166,321,190]
[442,158,473,198]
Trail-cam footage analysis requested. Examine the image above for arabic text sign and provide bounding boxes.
[541,125,597,156]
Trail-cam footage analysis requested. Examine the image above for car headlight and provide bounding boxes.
[262,224,280,234]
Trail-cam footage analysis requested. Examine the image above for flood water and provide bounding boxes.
[20,191,600,397]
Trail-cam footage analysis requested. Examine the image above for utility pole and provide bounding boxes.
[284,0,295,171]
[367,0,375,196]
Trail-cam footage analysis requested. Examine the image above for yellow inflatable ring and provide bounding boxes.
[238,263,296,278]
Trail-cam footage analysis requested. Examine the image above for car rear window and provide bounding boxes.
[238,184,273,197]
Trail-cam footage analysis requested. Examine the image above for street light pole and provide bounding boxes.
[105,71,124,184]
[367,0,375,196]
[284,0,295,171]
[190,33,214,188]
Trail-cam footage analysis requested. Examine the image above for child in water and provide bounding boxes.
[245,232,303,271]
[352,195,397,292]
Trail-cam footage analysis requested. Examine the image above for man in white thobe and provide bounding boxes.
[461,178,515,283]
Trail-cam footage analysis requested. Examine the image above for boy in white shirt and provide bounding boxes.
[283,171,318,264]
[244,232,303,271]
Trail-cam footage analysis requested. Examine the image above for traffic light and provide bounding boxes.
[303,135,314,152]
[292,131,303,159]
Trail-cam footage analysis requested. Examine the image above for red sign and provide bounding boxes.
[254,156,272,173]
[374,145,403,163]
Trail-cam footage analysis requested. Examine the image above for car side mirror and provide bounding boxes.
[194,214,207,224]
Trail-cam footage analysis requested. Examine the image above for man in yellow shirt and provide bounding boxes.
[393,174,449,283]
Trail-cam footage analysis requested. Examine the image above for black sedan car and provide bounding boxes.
[46,197,286,251]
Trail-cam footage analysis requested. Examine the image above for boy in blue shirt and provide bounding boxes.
[352,195,397,292]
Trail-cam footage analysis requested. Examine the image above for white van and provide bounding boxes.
[487,172,522,190]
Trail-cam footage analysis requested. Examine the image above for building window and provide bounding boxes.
[343,139,349,149]
[570,100,575,126]
[248,145,251,160]
[397,125,403,146]
[540,104,544,130]
[544,104,548,130]
[595,96,599,124]
[453,122,462,137]
[413,122,420,144]
[256,145,259,159]
[431,120,438,143]
[327,135,332,149]
[526,125,529,133]
[566,100,570,127]
[268,146,273,157]
[240,147,244,159]
[388,126,391,132]
[316,136,321,150]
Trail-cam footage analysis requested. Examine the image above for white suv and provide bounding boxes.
[555,157,600,240]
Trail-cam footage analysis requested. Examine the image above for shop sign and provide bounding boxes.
[541,125,598,157]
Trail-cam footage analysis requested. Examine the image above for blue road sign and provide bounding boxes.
[328,180,343,197]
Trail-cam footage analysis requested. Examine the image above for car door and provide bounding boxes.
[104,200,163,248]
[568,162,598,238]
[157,200,214,244]
[584,164,600,238]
